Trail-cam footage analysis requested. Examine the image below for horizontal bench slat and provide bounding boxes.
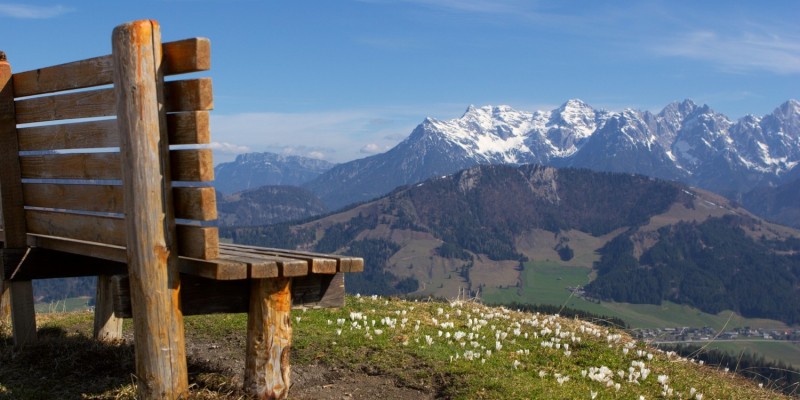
[27,234,127,263]
[174,186,217,221]
[164,78,213,112]
[25,233,252,281]
[167,111,210,145]
[176,225,218,260]
[14,87,116,124]
[26,210,126,247]
[23,183,123,214]
[17,119,118,151]
[20,152,121,180]
[14,78,210,125]
[171,149,214,181]
[163,38,211,76]
[12,38,211,98]
[19,149,212,181]
[219,243,364,273]
[217,253,278,279]
[220,244,337,274]
[23,184,215,221]
[12,54,114,98]
[218,247,309,277]
[17,111,209,151]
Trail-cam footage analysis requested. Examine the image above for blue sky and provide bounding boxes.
[2,1,799,164]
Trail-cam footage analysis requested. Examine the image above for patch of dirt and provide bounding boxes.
[183,333,435,400]
[291,363,435,400]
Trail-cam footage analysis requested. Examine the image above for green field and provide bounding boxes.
[483,261,794,331]
[34,296,93,314]
[697,341,800,369]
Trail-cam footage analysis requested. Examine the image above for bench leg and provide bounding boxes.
[9,280,36,345]
[245,278,292,400]
[93,275,123,342]
[0,279,9,325]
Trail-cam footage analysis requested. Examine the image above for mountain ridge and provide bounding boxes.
[304,99,800,210]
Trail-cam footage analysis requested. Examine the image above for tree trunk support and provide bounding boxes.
[0,51,37,346]
[94,275,123,341]
[245,278,293,399]
[112,20,188,399]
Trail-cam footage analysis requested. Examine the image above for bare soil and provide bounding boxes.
[183,332,436,400]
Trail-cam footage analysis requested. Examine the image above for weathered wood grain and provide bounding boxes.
[162,38,210,76]
[164,78,213,112]
[173,186,217,221]
[221,244,336,274]
[20,152,121,180]
[176,225,218,260]
[25,210,125,247]
[12,37,210,98]
[17,119,118,151]
[14,87,116,124]
[12,54,113,98]
[166,111,210,145]
[113,19,188,398]
[0,55,36,345]
[94,274,123,342]
[245,278,292,400]
[23,183,124,214]
[170,149,214,181]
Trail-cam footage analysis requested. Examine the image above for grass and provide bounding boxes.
[34,296,93,314]
[484,260,795,331]
[1,295,792,399]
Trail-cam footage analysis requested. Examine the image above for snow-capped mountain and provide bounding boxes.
[304,99,800,209]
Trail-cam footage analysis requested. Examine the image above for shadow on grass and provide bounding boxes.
[0,326,248,399]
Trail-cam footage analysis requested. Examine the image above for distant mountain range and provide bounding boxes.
[302,99,800,210]
[216,185,328,227]
[214,152,335,195]
[224,164,800,324]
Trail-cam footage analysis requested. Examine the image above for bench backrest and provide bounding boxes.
[0,37,220,278]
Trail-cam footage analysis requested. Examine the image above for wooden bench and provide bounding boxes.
[0,20,362,400]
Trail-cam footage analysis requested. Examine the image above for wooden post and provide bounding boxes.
[245,278,293,400]
[112,20,188,399]
[0,51,37,345]
[93,275,123,341]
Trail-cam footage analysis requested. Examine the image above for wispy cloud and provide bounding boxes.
[401,0,524,14]
[0,3,72,19]
[211,108,431,163]
[655,29,800,74]
[209,142,250,154]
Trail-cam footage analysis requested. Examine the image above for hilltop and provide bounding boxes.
[0,296,792,399]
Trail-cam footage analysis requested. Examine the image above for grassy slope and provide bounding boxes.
[483,260,800,368]
[1,296,790,399]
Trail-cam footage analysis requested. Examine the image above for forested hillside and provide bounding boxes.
[223,164,800,323]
